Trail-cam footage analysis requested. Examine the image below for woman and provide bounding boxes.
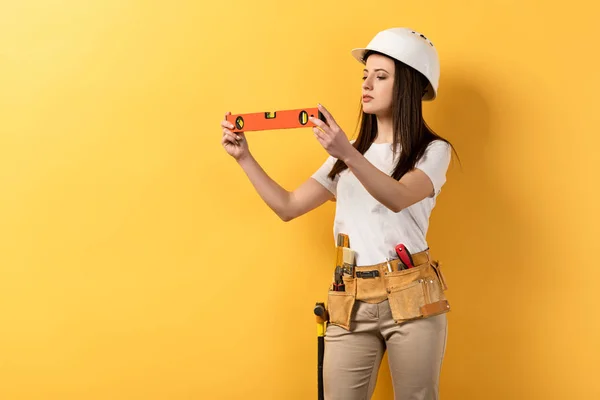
[221,27,457,400]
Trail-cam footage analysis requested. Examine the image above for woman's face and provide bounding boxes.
[361,53,395,116]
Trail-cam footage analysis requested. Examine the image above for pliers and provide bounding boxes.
[333,266,345,291]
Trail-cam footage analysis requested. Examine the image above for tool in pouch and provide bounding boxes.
[395,243,414,270]
[326,234,357,331]
[331,233,356,292]
[226,106,327,133]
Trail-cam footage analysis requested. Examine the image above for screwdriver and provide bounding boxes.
[395,244,415,269]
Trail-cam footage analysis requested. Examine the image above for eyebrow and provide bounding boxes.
[363,68,389,73]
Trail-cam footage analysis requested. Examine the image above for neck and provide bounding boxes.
[374,113,393,143]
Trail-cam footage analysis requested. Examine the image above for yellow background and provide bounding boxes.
[1,1,599,399]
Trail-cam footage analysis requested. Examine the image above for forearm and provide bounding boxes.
[237,154,292,219]
[343,149,407,212]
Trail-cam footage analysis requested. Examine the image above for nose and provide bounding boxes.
[362,76,372,91]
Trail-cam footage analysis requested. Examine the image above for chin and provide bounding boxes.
[362,104,380,115]
[363,103,377,114]
[362,102,392,117]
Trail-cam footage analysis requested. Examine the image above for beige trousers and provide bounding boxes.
[323,299,448,400]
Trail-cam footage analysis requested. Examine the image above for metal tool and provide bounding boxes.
[333,266,345,291]
[397,259,408,271]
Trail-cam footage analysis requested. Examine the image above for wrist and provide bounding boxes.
[237,153,254,167]
[342,146,360,165]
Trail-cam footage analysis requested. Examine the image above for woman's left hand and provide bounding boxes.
[310,104,356,162]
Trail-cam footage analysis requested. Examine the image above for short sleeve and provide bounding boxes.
[310,155,339,196]
[414,140,452,197]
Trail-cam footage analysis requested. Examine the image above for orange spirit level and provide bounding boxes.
[226,106,326,133]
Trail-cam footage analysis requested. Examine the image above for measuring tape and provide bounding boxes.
[226,106,326,133]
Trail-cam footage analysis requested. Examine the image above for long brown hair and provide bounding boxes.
[328,50,458,180]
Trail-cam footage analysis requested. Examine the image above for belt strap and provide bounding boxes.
[354,249,431,276]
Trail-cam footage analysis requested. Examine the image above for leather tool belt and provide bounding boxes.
[326,240,450,331]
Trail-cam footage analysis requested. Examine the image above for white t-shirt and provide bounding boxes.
[311,140,452,266]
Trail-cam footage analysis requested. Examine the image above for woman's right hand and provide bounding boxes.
[221,112,250,162]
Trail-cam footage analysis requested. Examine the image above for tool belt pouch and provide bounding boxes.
[385,260,450,323]
[431,260,448,291]
[326,276,356,330]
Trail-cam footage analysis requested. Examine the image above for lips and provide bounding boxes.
[362,95,373,102]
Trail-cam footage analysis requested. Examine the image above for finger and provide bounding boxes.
[223,128,242,139]
[222,112,235,129]
[313,126,327,141]
[221,119,234,129]
[317,104,338,128]
[314,132,327,148]
[310,116,330,133]
[225,132,242,144]
[224,131,239,142]
[222,133,235,145]
[222,129,236,142]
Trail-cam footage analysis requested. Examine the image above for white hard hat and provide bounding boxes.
[351,28,440,101]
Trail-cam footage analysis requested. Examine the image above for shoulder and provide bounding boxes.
[418,139,451,162]
[426,139,451,152]
[414,140,452,196]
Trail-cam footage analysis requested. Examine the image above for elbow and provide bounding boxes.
[278,207,297,222]
[278,194,297,222]
[279,213,295,222]
[389,202,404,213]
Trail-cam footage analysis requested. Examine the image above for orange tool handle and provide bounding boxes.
[226,107,326,133]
